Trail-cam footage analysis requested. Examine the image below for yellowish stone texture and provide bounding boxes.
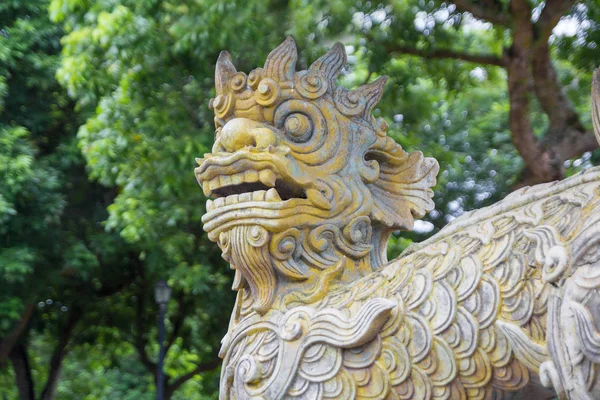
[196,37,600,399]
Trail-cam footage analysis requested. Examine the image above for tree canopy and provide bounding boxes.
[1,0,598,398]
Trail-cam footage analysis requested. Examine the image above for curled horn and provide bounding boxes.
[309,42,347,84]
[215,51,237,95]
[264,36,297,82]
[334,76,388,118]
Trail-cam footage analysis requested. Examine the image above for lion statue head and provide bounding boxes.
[196,37,438,314]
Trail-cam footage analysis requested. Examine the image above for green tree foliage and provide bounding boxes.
[1,0,598,398]
[0,1,142,398]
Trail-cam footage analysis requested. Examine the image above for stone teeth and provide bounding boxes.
[214,197,225,208]
[253,190,266,201]
[259,169,276,187]
[220,175,232,187]
[266,188,282,202]
[239,192,252,202]
[210,190,273,209]
[231,173,244,185]
[202,182,211,196]
[202,169,283,203]
[209,177,220,190]
[245,170,259,182]
[225,194,239,205]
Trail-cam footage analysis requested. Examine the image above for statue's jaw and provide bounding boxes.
[201,199,332,241]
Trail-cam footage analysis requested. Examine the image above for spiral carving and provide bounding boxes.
[542,246,568,283]
[247,68,264,89]
[237,354,262,384]
[247,225,269,248]
[255,78,281,106]
[212,93,234,119]
[309,225,336,254]
[270,228,302,261]
[280,310,310,341]
[230,72,247,92]
[334,87,365,117]
[296,71,328,99]
[273,100,327,156]
[343,216,372,245]
[306,218,373,261]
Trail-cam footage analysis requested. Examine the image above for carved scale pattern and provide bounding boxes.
[220,168,600,399]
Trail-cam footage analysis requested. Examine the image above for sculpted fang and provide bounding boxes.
[196,37,600,399]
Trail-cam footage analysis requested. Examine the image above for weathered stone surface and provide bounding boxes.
[196,38,600,399]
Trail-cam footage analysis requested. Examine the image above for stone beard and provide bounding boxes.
[218,213,376,314]
[196,37,600,399]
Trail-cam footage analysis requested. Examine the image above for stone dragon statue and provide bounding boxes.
[195,37,600,399]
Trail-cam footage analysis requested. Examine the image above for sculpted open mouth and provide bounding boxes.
[196,148,335,238]
[202,169,307,212]
[195,148,308,213]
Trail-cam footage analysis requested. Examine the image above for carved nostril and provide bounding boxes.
[251,128,278,149]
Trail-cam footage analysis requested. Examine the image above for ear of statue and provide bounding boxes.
[309,42,347,84]
[366,137,439,230]
[592,68,600,145]
[264,36,297,82]
[215,51,237,95]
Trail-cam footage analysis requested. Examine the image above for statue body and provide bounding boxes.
[196,38,600,399]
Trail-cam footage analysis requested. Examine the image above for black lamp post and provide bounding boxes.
[154,280,171,400]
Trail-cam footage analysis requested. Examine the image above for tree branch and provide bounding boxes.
[506,0,561,183]
[0,304,35,367]
[165,358,221,398]
[536,0,577,43]
[530,0,583,131]
[451,0,511,25]
[384,44,505,67]
[529,0,598,163]
[550,128,599,161]
[531,42,593,152]
[40,307,83,400]
[9,344,35,400]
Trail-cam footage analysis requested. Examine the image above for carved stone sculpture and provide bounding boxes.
[195,37,600,399]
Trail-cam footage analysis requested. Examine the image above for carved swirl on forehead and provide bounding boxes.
[247,68,264,89]
[212,94,234,119]
[255,78,281,106]
[296,71,328,100]
[230,72,247,92]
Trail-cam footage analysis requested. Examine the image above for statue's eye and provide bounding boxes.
[283,113,313,143]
